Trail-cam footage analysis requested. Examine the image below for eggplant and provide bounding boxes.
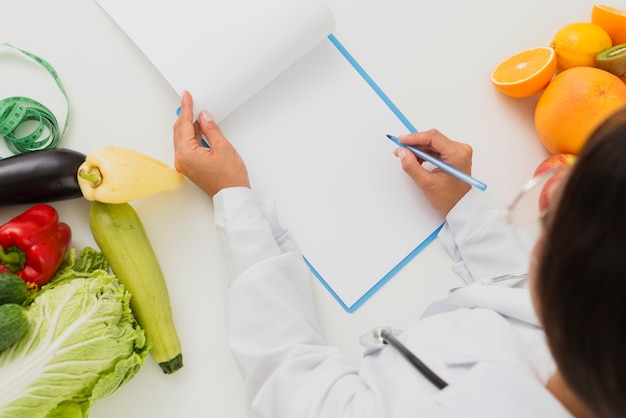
[0,148,86,206]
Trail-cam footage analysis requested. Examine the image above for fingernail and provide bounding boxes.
[200,110,213,122]
[397,148,406,160]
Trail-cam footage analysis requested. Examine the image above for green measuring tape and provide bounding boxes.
[0,43,70,155]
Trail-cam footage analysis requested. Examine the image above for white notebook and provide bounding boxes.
[96,0,444,312]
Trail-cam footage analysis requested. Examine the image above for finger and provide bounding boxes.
[192,121,205,146]
[397,147,436,189]
[399,129,452,157]
[173,92,202,153]
[397,133,439,164]
[178,90,194,123]
[198,110,229,148]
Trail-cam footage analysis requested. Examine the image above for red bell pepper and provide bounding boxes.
[0,204,71,287]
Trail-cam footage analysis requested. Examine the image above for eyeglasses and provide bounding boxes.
[506,167,569,239]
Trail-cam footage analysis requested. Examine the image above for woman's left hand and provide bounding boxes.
[173,91,250,197]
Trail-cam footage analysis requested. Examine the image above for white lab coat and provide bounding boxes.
[213,187,572,417]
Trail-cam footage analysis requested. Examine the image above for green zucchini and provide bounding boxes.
[89,201,183,374]
[0,303,29,351]
[0,273,28,306]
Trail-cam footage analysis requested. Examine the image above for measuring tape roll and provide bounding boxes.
[0,43,70,156]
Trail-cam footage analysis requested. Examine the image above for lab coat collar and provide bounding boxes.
[436,362,572,418]
[438,306,554,383]
[423,285,540,326]
[423,287,565,416]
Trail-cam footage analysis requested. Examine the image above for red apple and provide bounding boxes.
[533,153,577,177]
[533,153,577,212]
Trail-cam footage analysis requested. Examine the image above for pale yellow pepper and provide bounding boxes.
[77,146,184,203]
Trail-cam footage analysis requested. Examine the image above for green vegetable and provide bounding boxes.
[0,304,28,351]
[0,248,149,417]
[0,273,27,305]
[89,202,183,374]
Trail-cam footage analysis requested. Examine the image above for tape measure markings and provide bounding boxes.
[0,43,70,156]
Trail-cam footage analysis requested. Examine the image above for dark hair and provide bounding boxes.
[537,106,626,418]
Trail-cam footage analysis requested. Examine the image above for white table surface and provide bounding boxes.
[1,0,595,416]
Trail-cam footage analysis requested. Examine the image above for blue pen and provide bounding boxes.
[176,106,211,148]
[386,135,487,191]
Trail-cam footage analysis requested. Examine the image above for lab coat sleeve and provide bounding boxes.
[213,187,375,418]
[438,188,533,285]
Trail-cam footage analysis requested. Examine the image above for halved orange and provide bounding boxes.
[592,4,626,46]
[490,47,557,98]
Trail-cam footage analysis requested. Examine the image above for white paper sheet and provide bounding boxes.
[94,0,444,311]
[95,0,335,121]
[218,38,444,310]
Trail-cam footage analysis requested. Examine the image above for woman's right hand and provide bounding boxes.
[395,129,473,216]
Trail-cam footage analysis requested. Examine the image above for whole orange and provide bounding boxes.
[550,22,612,72]
[534,67,626,154]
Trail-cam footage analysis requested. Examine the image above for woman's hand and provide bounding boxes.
[395,129,473,216]
[173,91,250,197]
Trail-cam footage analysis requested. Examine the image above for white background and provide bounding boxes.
[1,0,598,416]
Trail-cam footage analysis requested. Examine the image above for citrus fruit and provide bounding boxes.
[550,22,612,72]
[490,47,557,98]
[534,66,626,154]
[591,4,626,46]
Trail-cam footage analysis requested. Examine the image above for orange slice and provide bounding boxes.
[592,4,626,46]
[490,47,557,98]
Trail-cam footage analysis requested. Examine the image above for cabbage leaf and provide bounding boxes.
[0,248,149,418]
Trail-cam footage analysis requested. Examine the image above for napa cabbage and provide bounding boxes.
[0,247,149,418]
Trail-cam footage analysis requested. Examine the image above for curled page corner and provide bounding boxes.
[95,0,336,121]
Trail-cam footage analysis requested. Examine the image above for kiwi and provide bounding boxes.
[595,43,626,77]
